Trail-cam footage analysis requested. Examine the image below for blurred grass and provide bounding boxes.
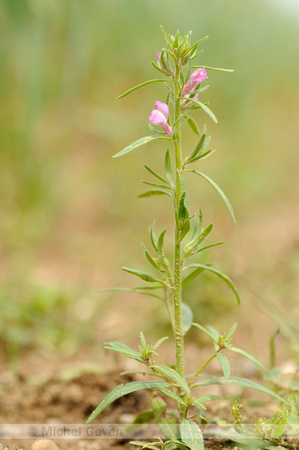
[0,0,298,361]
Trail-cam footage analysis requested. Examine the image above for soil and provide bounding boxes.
[1,348,297,450]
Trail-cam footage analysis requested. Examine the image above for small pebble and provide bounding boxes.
[30,440,59,450]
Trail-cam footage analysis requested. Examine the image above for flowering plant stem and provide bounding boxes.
[173,63,185,382]
[86,28,282,449]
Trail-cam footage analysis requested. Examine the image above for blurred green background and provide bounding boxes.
[0,0,298,365]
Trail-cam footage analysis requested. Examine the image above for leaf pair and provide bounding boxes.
[183,216,215,257]
[184,129,212,166]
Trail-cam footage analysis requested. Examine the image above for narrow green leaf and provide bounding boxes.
[178,220,191,245]
[160,50,171,74]
[138,189,172,198]
[190,50,204,61]
[165,150,173,185]
[190,149,215,163]
[192,135,211,161]
[178,192,189,221]
[184,223,213,255]
[166,440,190,450]
[182,267,205,288]
[120,370,165,379]
[180,419,204,450]
[181,302,193,335]
[187,116,200,135]
[191,213,200,240]
[134,284,163,291]
[122,267,164,284]
[152,61,168,76]
[113,135,171,158]
[155,385,187,406]
[118,79,167,99]
[191,395,221,407]
[226,323,238,340]
[154,336,169,350]
[157,229,167,255]
[158,416,180,441]
[149,123,168,135]
[130,441,160,449]
[162,47,177,63]
[209,429,273,448]
[139,331,146,349]
[97,287,163,300]
[186,133,206,162]
[206,325,220,341]
[194,241,226,254]
[185,54,192,82]
[151,395,167,418]
[104,341,143,363]
[193,376,285,402]
[86,380,171,423]
[186,169,236,222]
[192,323,218,343]
[174,29,180,48]
[160,25,171,46]
[217,353,231,379]
[150,221,158,251]
[187,36,209,56]
[144,249,161,271]
[230,347,265,371]
[286,395,299,435]
[144,165,169,185]
[271,410,288,439]
[186,263,240,304]
[182,97,217,123]
[155,365,190,396]
[193,65,234,72]
[142,181,171,189]
[126,410,155,432]
[177,169,187,195]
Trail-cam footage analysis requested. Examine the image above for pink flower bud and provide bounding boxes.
[149,101,172,135]
[182,68,208,95]
[156,52,171,76]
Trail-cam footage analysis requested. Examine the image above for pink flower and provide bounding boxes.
[181,93,198,108]
[149,101,172,135]
[182,68,208,95]
[156,52,171,76]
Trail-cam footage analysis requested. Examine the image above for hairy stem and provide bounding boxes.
[173,64,184,380]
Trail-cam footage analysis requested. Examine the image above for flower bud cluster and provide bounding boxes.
[149,29,209,135]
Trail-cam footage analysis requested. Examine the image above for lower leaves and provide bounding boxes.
[87,328,287,448]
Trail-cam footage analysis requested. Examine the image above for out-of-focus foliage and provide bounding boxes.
[0,0,298,357]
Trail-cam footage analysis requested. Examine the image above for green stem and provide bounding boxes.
[189,353,217,387]
[173,65,184,380]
